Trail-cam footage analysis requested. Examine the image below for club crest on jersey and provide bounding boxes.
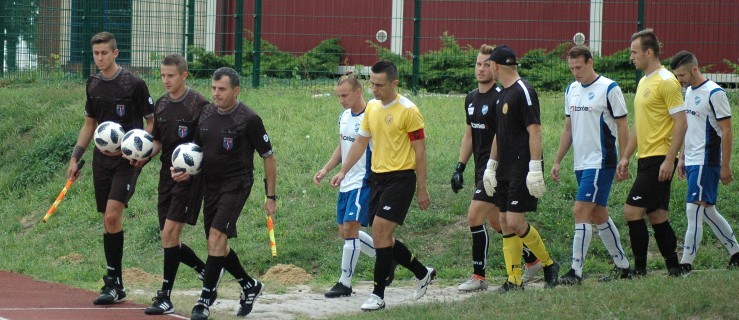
[502,103,509,115]
[263,134,269,142]
[116,104,126,117]
[385,114,393,124]
[354,123,360,132]
[178,125,188,138]
[694,96,701,105]
[467,103,474,115]
[482,105,489,115]
[588,92,595,100]
[223,137,233,151]
[642,88,651,98]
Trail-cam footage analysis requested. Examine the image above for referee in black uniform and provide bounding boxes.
[178,67,276,320]
[142,54,210,315]
[67,31,154,305]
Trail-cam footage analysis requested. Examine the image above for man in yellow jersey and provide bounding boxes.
[331,60,435,311]
[616,28,687,277]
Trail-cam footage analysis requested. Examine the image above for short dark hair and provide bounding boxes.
[631,28,660,56]
[161,54,188,73]
[212,67,240,88]
[371,60,398,82]
[90,32,117,50]
[670,50,698,70]
[568,45,593,62]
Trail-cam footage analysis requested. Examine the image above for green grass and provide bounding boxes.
[1,78,738,318]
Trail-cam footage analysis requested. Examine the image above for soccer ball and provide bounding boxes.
[121,129,154,161]
[93,121,125,153]
[171,142,203,175]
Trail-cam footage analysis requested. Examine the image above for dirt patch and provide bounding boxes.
[58,253,83,264]
[261,264,313,285]
[122,267,161,285]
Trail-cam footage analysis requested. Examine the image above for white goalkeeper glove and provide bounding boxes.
[482,159,498,196]
[526,160,547,198]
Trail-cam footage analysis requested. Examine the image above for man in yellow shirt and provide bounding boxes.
[331,60,434,311]
[616,28,687,277]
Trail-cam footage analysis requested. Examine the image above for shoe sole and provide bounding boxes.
[93,297,127,305]
[458,287,488,292]
[144,308,174,315]
[361,305,386,312]
[325,292,352,298]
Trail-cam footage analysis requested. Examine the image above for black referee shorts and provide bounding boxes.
[92,150,140,213]
[202,176,253,238]
[626,156,676,213]
[368,170,416,226]
[157,169,203,230]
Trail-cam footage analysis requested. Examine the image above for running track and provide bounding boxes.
[0,271,188,320]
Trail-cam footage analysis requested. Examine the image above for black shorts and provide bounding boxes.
[493,179,537,213]
[202,176,253,238]
[92,150,140,213]
[368,170,416,226]
[472,180,496,204]
[626,156,676,213]
[157,168,203,230]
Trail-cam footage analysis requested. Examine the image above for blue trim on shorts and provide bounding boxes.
[686,165,719,205]
[336,186,371,226]
[575,168,615,207]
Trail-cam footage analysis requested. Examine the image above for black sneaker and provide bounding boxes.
[634,268,647,277]
[680,263,693,276]
[559,268,582,285]
[190,303,210,320]
[598,266,634,282]
[386,259,399,286]
[93,276,127,305]
[729,252,739,268]
[495,280,523,293]
[237,280,264,316]
[542,260,560,288]
[325,282,352,298]
[144,290,174,315]
[667,266,685,277]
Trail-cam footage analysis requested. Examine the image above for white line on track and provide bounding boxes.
[0,307,188,319]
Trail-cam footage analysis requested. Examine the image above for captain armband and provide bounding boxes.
[408,128,425,141]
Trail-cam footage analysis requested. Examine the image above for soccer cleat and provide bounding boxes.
[542,260,560,288]
[457,274,488,292]
[386,259,399,286]
[190,303,210,320]
[667,266,686,277]
[324,282,352,298]
[93,276,127,305]
[144,290,174,315]
[414,267,436,300]
[559,268,582,285]
[360,294,386,311]
[237,280,264,316]
[679,263,693,277]
[495,280,523,293]
[208,268,224,307]
[729,252,739,268]
[522,260,543,283]
[634,268,647,277]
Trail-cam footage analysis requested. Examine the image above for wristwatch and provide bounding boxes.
[266,195,278,201]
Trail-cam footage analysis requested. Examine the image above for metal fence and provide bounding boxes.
[1,0,738,92]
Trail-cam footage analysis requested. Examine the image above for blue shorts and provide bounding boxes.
[575,168,615,207]
[336,185,371,226]
[686,165,719,205]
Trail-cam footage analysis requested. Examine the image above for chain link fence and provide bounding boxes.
[2,0,737,92]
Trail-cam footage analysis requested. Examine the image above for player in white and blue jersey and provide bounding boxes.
[670,51,738,273]
[314,73,394,298]
[551,45,633,284]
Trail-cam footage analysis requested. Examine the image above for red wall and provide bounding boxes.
[221,1,738,73]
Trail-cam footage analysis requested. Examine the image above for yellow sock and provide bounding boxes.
[502,234,523,285]
[520,224,553,267]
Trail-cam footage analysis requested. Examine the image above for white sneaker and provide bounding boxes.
[360,294,386,311]
[414,267,436,300]
[457,275,488,292]
[522,260,543,283]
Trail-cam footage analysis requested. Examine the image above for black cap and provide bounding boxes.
[487,45,518,66]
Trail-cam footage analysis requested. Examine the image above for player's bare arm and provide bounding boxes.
[411,137,431,210]
[718,118,733,184]
[263,154,277,217]
[659,111,687,182]
[315,143,341,185]
[551,117,573,182]
[614,116,629,181]
[617,126,637,181]
[457,125,474,164]
[527,123,543,161]
[330,135,369,187]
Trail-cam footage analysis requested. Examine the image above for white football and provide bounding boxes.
[93,121,125,153]
[171,142,203,175]
[121,129,154,161]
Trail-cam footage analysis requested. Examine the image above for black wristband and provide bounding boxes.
[455,162,466,173]
[266,195,278,201]
[71,145,86,160]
